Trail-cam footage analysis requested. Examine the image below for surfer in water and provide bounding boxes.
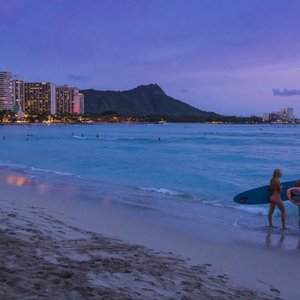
[268,169,287,230]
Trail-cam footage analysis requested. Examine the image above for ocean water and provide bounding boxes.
[1,123,300,233]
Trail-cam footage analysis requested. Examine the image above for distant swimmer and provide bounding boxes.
[2,135,5,140]
[71,132,74,136]
[81,133,84,137]
[96,133,99,138]
[158,137,161,142]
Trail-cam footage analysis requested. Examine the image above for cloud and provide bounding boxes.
[67,74,89,82]
[272,88,300,96]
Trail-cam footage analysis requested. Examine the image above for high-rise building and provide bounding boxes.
[13,79,25,111]
[262,113,269,122]
[56,86,75,114]
[56,86,84,115]
[0,71,13,111]
[73,92,84,115]
[278,107,294,122]
[24,82,56,115]
[287,107,294,121]
[263,107,295,123]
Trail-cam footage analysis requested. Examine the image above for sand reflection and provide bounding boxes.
[4,174,48,194]
[265,232,285,248]
[6,175,34,187]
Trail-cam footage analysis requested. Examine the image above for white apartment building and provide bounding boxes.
[287,107,294,121]
[0,71,13,111]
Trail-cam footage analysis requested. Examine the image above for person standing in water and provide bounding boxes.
[286,180,300,228]
[268,169,287,230]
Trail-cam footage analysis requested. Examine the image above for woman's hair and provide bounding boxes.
[295,180,300,187]
[270,169,282,193]
[272,169,282,180]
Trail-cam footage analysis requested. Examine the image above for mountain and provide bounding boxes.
[81,84,221,120]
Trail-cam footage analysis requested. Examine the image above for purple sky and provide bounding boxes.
[1,0,300,116]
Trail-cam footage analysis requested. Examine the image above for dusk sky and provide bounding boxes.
[1,0,300,116]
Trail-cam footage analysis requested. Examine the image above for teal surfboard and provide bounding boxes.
[233,181,296,204]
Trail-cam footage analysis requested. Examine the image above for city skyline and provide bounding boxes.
[0,70,85,116]
[1,0,300,116]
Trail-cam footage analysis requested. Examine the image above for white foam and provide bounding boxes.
[73,135,86,139]
[106,137,118,141]
[0,161,26,170]
[139,186,184,196]
[30,167,73,176]
[235,205,268,215]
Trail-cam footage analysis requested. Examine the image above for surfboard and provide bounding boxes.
[233,181,296,204]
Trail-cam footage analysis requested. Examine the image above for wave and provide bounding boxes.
[139,186,185,196]
[73,135,86,139]
[234,204,268,215]
[70,135,225,143]
[104,137,156,142]
[0,161,74,177]
[30,167,74,176]
[0,161,26,170]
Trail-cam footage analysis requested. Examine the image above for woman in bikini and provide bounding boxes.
[286,179,300,228]
[268,169,287,230]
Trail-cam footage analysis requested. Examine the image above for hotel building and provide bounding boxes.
[73,91,84,115]
[24,82,56,115]
[56,86,84,115]
[56,86,75,114]
[0,71,13,111]
[13,79,25,112]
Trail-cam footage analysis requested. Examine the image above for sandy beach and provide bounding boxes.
[0,173,298,299]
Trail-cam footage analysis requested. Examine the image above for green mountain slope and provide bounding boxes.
[81,84,220,119]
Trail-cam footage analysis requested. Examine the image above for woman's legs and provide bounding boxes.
[268,203,276,227]
[276,201,287,230]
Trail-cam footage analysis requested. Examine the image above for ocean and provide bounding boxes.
[1,123,300,234]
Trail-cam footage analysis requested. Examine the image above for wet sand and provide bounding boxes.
[0,174,297,299]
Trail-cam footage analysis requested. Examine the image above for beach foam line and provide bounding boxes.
[0,162,74,178]
[104,137,156,142]
[30,167,74,176]
[0,161,26,170]
[235,204,269,216]
[73,135,86,139]
[139,186,185,196]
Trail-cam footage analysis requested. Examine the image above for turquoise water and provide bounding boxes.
[1,123,300,231]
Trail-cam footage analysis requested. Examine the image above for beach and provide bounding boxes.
[0,173,298,300]
[1,124,300,299]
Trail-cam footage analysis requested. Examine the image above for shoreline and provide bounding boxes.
[0,173,299,299]
[1,122,300,125]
